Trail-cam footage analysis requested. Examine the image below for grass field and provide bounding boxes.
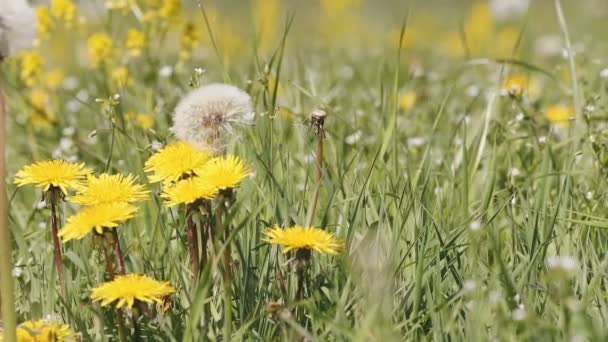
[2,0,608,340]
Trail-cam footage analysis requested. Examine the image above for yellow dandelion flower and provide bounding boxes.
[91,274,176,309]
[51,0,77,26]
[320,0,361,16]
[126,112,155,130]
[111,66,131,88]
[125,28,145,57]
[14,319,77,342]
[70,173,149,206]
[14,160,91,195]
[144,141,211,184]
[196,155,250,191]
[161,177,218,207]
[29,88,56,129]
[545,104,573,128]
[43,68,65,90]
[36,6,53,37]
[20,50,43,87]
[503,74,528,97]
[399,90,416,111]
[87,33,113,68]
[159,0,180,18]
[58,202,137,242]
[264,225,342,255]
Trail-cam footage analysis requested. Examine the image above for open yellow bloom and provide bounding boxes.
[264,225,342,255]
[196,155,249,191]
[161,177,218,207]
[159,0,180,18]
[125,28,146,57]
[50,0,77,26]
[58,202,137,241]
[503,74,528,97]
[15,160,91,195]
[87,33,113,67]
[399,91,416,111]
[126,112,155,129]
[13,319,77,342]
[70,173,148,206]
[545,104,573,128]
[20,50,43,86]
[144,141,211,184]
[36,6,53,37]
[91,274,176,309]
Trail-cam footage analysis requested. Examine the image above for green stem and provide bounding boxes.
[0,68,17,342]
[49,190,66,297]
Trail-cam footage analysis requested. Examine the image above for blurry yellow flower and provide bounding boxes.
[463,2,494,55]
[144,141,211,184]
[91,274,176,309]
[212,21,244,63]
[180,21,200,60]
[545,104,573,128]
[70,173,149,206]
[399,90,416,111]
[320,0,361,16]
[196,155,250,191]
[254,0,280,51]
[20,50,43,86]
[36,6,53,37]
[14,319,77,342]
[503,74,528,97]
[264,225,342,255]
[161,177,218,206]
[125,28,146,57]
[29,88,56,129]
[58,202,138,241]
[126,112,155,129]
[50,0,77,27]
[87,33,113,67]
[43,68,65,90]
[14,160,91,195]
[111,67,131,88]
[159,0,180,18]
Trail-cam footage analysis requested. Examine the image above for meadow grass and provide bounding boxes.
[2,0,608,341]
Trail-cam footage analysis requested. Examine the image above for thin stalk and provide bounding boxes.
[131,309,142,342]
[0,68,17,342]
[113,230,126,275]
[295,267,305,301]
[186,205,199,280]
[306,110,326,227]
[49,189,66,297]
[216,200,232,340]
[103,243,116,280]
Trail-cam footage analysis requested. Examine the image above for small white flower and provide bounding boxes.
[63,77,79,90]
[0,0,36,58]
[159,65,173,77]
[63,126,76,136]
[59,137,73,151]
[194,67,206,75]
[66,155,78,163]
[538,136,547,144]
[408,137,426,147]
[463,280,477,293]
[535,35,563,57]
[515,112,525,121]
[512,307,527,321]
[545,256,578,276]
[76,90,89,102]
[466,85,480,97]
[35,200,47,210]
[113,93,121,101]
[469,220,481,231]
[11,267,23,278]
[600,68,608,78]
[151,140,163,151]
[171,83,254,153]
[584,105,595,113]
[586,191,593,200]
[345,131,362,145]
[38,222,46,230]
[509,167,521,177]
[488,0,529,22]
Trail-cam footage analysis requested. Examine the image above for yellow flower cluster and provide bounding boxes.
[35,0,79,38]
[11,319,77,342]
[145,141,250,207]
[87,33,113,68]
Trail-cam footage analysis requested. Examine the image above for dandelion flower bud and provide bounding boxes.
[171,83,254,154]
[0,0,36,59]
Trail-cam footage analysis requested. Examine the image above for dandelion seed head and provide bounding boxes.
[0,0,36,59]
[171,83,254,154]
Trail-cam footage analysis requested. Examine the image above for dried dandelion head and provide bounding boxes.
[171,83,254,154]
[0,0,36,59]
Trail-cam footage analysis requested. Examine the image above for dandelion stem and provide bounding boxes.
[131,308,143,342]
[215,195,232,340]
[49,189,66,297]
[186,205,199,280]
[103,243,116,281]
[0,70,17,342]
[113,230,126,275]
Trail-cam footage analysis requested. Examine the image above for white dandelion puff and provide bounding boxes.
[171,83,254,154]
[0,0,36,59]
